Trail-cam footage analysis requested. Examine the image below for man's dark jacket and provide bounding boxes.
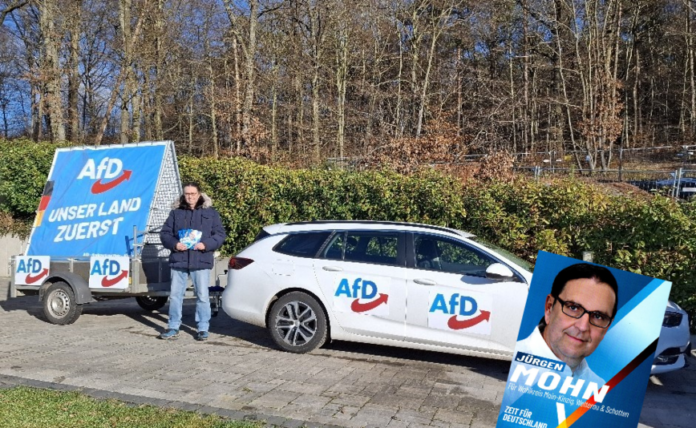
[160,193,226,270]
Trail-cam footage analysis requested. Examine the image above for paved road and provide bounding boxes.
[1,279,694,428]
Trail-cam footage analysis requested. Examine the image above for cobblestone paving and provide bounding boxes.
[1,279,694,427]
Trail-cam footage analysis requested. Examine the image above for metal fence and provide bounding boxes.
[515,166,696,199]
[461,145,696,165]
[329,145,696,170]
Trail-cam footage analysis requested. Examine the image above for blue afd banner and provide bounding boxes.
[27,144,166,256]
[497,251,671,428]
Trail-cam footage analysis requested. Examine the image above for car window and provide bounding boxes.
[414,234,496,276]
[324,231,399,266]
[471,237,533,272]
[323,233,345,260]
[365,235,397,258]
[274,232,331,258]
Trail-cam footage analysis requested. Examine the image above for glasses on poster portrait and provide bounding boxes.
[554,296,613,329]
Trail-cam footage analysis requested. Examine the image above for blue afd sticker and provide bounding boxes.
[428,291,492,332]
[429,293,478,316]
[14,256,50,285]
[89,255,129,289]
[27,144,166,256]
[334,278,389,313]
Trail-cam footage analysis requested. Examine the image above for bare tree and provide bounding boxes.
[39,0,65,141]
[65,0,81,142]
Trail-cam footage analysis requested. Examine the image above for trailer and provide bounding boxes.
[9,141,228,324]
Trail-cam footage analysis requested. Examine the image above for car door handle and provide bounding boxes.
[413,278,436,286]
[322,266,343,272]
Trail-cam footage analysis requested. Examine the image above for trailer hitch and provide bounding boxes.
[209,285,224,317]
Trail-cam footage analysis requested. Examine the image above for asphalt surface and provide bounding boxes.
[1,278,694,428]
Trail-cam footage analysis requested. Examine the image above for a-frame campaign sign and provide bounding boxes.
[26,141,181,258]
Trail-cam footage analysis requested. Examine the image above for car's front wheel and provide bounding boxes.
[268,291,327,353]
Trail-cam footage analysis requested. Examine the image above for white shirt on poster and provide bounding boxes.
[514,326,605,386]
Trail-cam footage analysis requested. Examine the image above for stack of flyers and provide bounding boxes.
[178,229,202,249]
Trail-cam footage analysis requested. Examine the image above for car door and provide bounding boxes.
[313,230,407,341]
[404,232,527,355]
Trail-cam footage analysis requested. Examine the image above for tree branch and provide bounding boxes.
[1,0,28,24]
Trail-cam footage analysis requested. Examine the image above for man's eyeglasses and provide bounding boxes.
[554,297,613,328]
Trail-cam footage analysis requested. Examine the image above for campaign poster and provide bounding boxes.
[497,251,671,428]
[26,144,166,257]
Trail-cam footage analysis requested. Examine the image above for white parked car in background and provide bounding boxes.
[221,221,690,374]
[653,301,691,374]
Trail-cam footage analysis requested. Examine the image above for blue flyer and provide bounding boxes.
[497,251,671,428]
[178,228,202,249]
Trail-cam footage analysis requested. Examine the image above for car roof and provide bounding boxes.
[262,220,475,239]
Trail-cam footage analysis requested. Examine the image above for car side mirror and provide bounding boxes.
[486,263,515,280]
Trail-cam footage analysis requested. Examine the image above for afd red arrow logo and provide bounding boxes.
[351,293,389,313]
[101,270,128,287]
[447,310,491,330]
[91,170,132,194]
[25,268,49,284]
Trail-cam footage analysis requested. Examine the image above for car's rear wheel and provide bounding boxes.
[268,291,327,353]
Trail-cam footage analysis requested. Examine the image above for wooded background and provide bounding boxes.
[2,0,696,170]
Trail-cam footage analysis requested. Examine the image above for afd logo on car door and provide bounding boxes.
[428,289,492,335]
[333,275,391,316]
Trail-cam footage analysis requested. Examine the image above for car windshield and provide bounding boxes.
[470,237,534,272]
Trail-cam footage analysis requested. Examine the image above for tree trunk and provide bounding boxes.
[209,54,218,158]
[94,5,145,145]
[153,0,164,140]
[416,2,451,138]
[395,20,404,138]
[66,1,81,142]
[309,1,323,162]
[242,0,258,148]
[224,0,258,150]
[119,0,133,144]
[335,9,348,159]
[40,0,65,141]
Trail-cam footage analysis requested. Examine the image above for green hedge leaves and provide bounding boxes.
[2,140,695,319]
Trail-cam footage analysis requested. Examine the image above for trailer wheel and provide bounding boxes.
[43,282,83,325]
[135,296,168,311]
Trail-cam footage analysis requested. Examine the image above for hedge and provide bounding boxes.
[2,140,695,321]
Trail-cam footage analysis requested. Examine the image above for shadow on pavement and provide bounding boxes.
[319,340,511,381]
[2,279,515,383]
[0,287,44,321]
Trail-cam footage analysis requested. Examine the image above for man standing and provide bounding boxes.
[159,182,226,341]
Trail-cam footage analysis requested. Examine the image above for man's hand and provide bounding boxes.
[194,242,206,251]
[175,242,187,251]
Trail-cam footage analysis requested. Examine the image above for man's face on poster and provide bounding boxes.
[543,278,616,369]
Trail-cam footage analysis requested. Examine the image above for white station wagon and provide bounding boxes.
[221,220,533,359]
[221,221,691,372]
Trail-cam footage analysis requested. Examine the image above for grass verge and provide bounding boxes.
[0,386,263,428]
